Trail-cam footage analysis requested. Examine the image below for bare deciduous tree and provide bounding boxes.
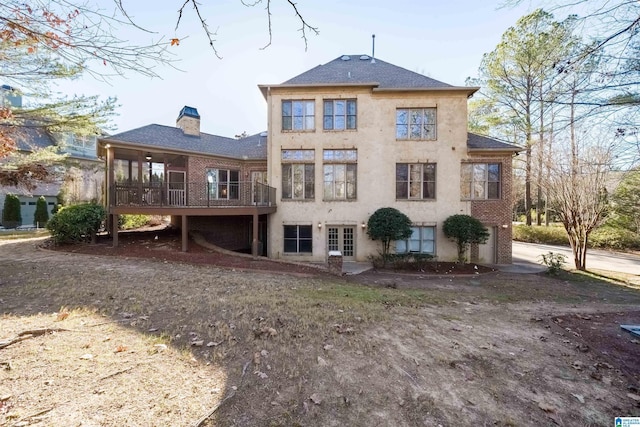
[545,137,612,270]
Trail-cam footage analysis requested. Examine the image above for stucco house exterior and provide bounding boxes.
[98,54,520,263]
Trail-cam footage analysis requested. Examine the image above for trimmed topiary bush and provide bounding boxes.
[2,194,22,228]
[443,214,489,264]
[367,207,413,266]
[46,203,106,244]
[34,196,49,227]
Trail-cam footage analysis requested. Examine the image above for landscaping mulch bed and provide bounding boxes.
[47,227,325,276]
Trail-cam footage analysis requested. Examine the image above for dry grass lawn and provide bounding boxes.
[2,236,640,426]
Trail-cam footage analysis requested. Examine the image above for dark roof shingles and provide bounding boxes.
[283,54,453,89]
[467,132,521,151]
[105,124,267,160]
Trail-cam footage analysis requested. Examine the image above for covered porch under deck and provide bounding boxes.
[108,205,276,257]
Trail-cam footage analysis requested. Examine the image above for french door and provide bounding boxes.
[327,226,355,260]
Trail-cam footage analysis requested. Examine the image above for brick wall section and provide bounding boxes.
[469,154,514,264]
[187,156,267,205]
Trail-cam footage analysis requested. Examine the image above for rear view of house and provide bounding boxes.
[98,54,519,264]
[261,54,519,263]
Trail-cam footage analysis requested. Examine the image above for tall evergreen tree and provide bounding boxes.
[474,9,576,225]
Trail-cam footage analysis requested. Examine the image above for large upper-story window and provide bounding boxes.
[282,150,315,200]
[461,163,501,200]
[396,163,436,199]
[282,100,315,131]
[206,168,239,199]
[396,108,437,140]
[323,149,357,200]
[323,99,356,130]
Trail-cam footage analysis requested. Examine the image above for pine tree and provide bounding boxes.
[34,196,49,227]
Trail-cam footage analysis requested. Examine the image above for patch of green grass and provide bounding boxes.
[568,269,640,289]
[297,283,439,308]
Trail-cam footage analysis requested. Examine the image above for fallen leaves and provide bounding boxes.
[253,326,277,339]
[333,323,355,334]
[309,393,322,405]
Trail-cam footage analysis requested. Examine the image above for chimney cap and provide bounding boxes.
[178,106,200,120]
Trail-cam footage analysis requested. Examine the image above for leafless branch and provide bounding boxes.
[175,0,222,59]
[260,0,273,50]
[285,0,319,51]
[113,0,156,33]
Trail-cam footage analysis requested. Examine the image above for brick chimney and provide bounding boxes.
[176,106,200,137]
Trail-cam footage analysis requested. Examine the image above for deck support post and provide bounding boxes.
[181,215,188,252]
[112,214,119,248]
[251,212,259,258]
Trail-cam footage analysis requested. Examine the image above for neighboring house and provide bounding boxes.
[98,54,520,263]
[0,86,104,227]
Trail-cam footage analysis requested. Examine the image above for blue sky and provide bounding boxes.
[57,0,538,137]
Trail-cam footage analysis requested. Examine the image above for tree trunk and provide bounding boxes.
[545,110,554,227]
[525,144,532,226]
[457,244,466,264]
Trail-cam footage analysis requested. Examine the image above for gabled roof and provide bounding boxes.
[285,54,452,88]
[103,124,267,160]
[259,54,478,97]
[467,132,522,152]
[5,125,55,152]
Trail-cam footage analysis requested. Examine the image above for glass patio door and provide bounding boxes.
[327,226,355,260]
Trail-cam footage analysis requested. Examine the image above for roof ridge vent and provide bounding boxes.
[340,55,351,61]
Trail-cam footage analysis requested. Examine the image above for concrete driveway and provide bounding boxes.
[512,241,640,275]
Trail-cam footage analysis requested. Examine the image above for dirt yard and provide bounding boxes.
[2,232,640,426]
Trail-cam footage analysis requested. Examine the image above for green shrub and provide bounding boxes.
[443,214,489,264]
[46,203,106,244]
[2,194,22,228]
[512,224,569,245]
[514,224,640,250]
[539,251,567,275]
[590,226,640,250]
[370,253,435,270]
[119,214,152,230]
[34,196,50,227]
[367,207,412,264]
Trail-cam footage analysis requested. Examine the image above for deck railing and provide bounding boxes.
[112,181,276,208]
